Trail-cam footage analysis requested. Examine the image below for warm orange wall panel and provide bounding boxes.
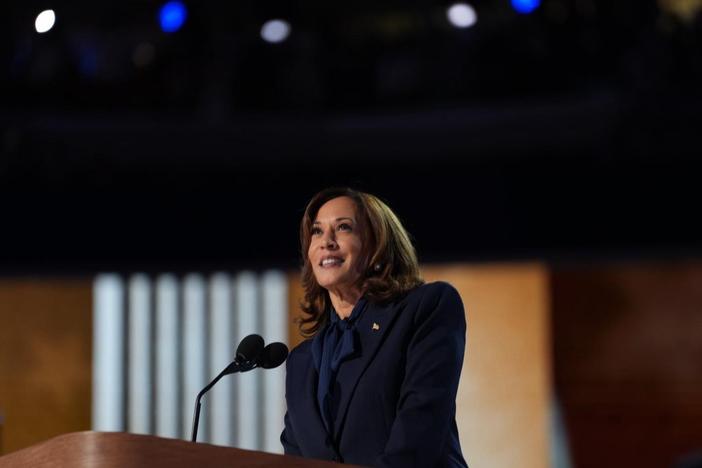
[287,272,306,350]
[0,279,92,454]
[423,264,550,468]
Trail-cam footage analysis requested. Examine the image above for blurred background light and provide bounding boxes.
[133,42,156,68]
[159,1,187,33]
[511,0,541,14]
[35,9,56,34]
[260,19,291,43]
[658,0,702,23]
[447,3,478,29]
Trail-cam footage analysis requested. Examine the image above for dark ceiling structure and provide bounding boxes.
[2,0,701,273]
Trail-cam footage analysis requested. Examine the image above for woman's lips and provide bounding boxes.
[320,257,344,268]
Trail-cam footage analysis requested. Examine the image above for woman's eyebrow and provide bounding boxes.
[312,217,355,224]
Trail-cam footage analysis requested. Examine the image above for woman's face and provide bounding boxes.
[308,196,365,293]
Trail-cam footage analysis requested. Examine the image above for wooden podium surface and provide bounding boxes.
[0,431,361,468]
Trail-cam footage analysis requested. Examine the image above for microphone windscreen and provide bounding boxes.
[257,342,289,369]
[236,334,264,363]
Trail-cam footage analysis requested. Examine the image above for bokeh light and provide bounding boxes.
[260,19,291,43]
[159,1,187,33]
[447,3,478,29]
[35,9,56,34]
[511,0,540,14]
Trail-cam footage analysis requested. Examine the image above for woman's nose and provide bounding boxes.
[321,231,337,248]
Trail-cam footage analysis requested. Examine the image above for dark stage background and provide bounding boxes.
[3,0,701,273]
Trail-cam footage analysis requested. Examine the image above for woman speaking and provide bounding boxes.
[281,187,468,467]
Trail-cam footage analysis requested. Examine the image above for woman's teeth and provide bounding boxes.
[321,258,343,267]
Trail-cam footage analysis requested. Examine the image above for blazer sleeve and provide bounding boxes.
[280,410,302,456]
[375,283,467,468]
[280,352,303,456]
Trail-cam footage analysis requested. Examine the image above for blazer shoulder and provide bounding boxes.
[405,281,465,327]
[287,338,313,366]
[289,338,313,355]
[408,281,462,304]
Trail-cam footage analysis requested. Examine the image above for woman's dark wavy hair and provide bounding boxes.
[299,187,423,337]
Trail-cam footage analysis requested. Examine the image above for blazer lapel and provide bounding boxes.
[332,298,403,439]
[292,345,337,458]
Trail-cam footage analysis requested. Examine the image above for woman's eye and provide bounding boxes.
[311,227,322,235]
[338,223,352,232]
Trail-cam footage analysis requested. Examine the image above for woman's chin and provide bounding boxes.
[315,274,352,292]
[317,278,339,290]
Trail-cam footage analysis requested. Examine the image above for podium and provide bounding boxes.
[0,431,361,467]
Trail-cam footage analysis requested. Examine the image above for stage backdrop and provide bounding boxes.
[0,264,551,468]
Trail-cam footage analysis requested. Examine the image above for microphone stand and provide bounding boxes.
[190,360,258,442]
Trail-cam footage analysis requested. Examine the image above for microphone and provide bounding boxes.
[191,334,263,442]
[190,334,288,442]
[256,342,289,369]
[236,334,265,364]
[221,334,264,374]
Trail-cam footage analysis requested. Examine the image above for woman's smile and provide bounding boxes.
[320,256,344,267]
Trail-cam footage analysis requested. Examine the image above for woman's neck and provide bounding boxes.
[328,285,364,319]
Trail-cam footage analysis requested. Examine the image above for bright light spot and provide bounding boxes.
[260,19,291,43]
[159,1,187,33]
[35,9,56,34]
[512,0,540,14]
[447,3,477,28]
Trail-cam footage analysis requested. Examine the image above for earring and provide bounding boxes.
[373,262,382,272]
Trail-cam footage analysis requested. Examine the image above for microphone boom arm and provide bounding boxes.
[190,361,247,442]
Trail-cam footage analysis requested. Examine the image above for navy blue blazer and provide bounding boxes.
[281,281,468,467]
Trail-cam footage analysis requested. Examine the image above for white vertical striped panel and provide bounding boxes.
[92,274,126,431]
[235,271,261,450]
[209,273,236,446]
[182,274,208,441]
[128,274,152,435]
[261,270,288,453]
[93,269,290,451]
[155,274,180,438]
